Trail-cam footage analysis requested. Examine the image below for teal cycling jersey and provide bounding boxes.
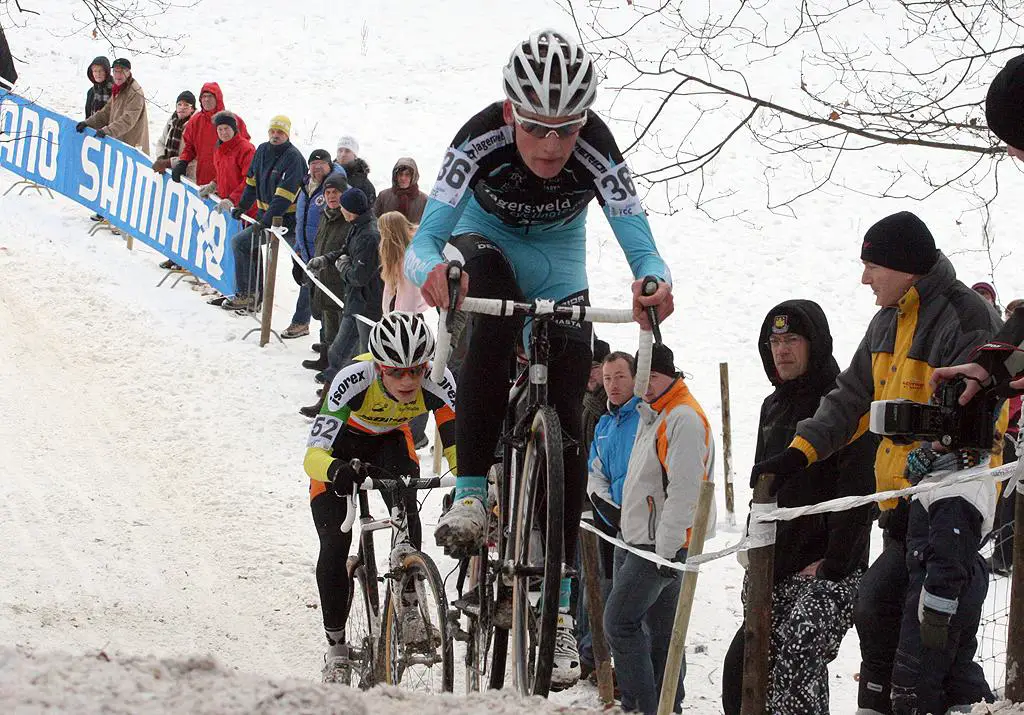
[404,102,670,297]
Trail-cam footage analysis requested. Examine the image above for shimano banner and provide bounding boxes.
[0,91,237,295]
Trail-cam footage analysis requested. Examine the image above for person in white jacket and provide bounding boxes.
[603,343,715,714]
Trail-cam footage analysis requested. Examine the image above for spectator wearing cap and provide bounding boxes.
[986,53,1024,161]
[721,300,875,715]
[603,342,715,714]
[168,82,250,187]
[373,157,427,223]
[750,211,1002,713]
[335,135,377,204]
[299,173,352,416]
[284,150,349,340]
[84,56,112,119]
[151,91,197,179]
[77,57,149,153]
[583,337,612,455]
[223,115,306,311]
[971,281,998,309]
[319,187,384,385]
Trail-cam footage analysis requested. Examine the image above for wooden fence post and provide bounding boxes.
[580,529,615,704]
[259,217,282,347]
[741,478,776,715]
[720,362,735,524]
[1006,490,1024,701]
[657,479,715,715]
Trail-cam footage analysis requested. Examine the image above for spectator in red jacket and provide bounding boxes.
[201,111,256,218]
[170,82,249,186]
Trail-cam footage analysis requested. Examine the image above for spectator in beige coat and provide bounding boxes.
[77,58,150,154]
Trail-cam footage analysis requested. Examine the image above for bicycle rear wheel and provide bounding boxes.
[510,406,564,697]
[382,551,455,692]
[345,562,378,689]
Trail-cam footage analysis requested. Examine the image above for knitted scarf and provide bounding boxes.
[90,81,113,114]
[393,183,420,218]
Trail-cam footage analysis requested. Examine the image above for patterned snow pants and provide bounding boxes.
[722,570,862,715]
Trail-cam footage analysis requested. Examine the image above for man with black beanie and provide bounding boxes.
[750,211,1001,714]
[152,90,196,178]
[315,187,384,388]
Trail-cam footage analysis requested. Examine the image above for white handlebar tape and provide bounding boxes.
[431,310,453,384]
[634,329,654,399]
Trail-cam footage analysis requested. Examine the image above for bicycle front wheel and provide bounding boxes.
[511,406,564,697]
[346,562,378,689]
[382,550,455,692]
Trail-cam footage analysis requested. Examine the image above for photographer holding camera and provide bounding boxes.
[750,211,1002,714]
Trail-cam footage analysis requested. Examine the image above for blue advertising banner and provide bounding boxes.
[0,90,238,295]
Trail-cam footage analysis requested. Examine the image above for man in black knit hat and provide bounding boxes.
[750,211,1001,714]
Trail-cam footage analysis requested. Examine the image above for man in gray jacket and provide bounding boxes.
[604,343,715,714]
[750,212,1000,714]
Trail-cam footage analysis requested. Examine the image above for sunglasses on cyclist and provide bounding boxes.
[379,363,428,379]
[510,104,588,139]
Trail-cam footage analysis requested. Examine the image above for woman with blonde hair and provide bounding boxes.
[377,210,433,449]
[378,210,430,314]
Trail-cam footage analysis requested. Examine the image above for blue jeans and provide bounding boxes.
[292,284,311,325]
[604,547,686,714]
[230,225,262,297]
[324,315,371,383]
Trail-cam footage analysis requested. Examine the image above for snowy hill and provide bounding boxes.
[1,0,1022,712]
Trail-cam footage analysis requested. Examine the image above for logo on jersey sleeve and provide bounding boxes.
[430,147,478,208]
[462,126,513,161]
[328,364,371,409]
[575,138,643,218]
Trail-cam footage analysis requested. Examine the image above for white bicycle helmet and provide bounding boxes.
[502,29,597,117]
[369,312,436,368]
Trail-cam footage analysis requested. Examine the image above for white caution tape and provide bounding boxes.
[579,520,747,574]
[581,459,1019,573]
[751,459,1016,524]
[239,216,347,310]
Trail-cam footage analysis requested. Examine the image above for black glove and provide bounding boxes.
[76,121,88,133]
[749,447,807,492]
[292,260,305,286]
[307,255,329,271]
[95,128,107,139]
[326,459,360,498]
[170,160,188,183]
[590,494,621,532]
[919,605,950,651]
[230,206,246,221]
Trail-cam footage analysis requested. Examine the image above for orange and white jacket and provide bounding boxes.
[620,378,716,559]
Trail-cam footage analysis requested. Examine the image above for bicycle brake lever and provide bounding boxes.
[445,261,463,331]
[641,275,662,344]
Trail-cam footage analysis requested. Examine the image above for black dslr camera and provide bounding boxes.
[869,377,999,450]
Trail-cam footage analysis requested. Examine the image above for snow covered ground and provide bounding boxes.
[1,0,1023,712]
